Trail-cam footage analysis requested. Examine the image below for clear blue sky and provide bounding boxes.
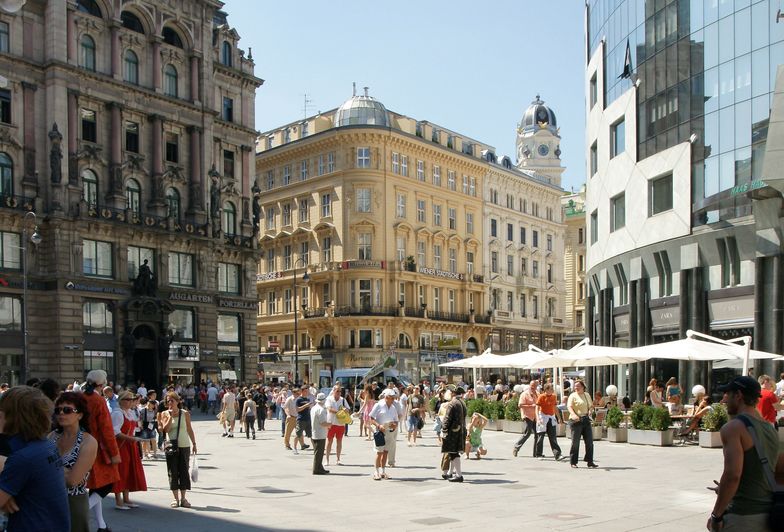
[226,0,586,193]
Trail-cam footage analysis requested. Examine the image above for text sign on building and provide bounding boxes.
[709,296,754,329]
[343,353,382,367]
[217,298,257,311]
[417,267,464,281]
[613,314,630,334]
[342,260,385,270]
[169,292,214,304]
[257,271,282,281]
[169,342,199,361]
[650,306,680,330]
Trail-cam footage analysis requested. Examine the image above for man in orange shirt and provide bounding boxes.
[512,380,539,458]
[534,383,563,460]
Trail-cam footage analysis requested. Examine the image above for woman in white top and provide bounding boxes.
[566,381,598,469]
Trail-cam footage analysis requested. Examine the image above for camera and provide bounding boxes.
[65,281,75,290]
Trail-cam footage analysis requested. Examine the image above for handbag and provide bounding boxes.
[336,407,353,425]
[165,410,182,457]
[736,414,784,529]
[416,416,424,430]
[190,454,199,483]
[373,428,385,447]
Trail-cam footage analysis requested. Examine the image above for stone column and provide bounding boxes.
[106,102,124,205]
[110,22,121,79]
[67,8,76,63]
[21,82,37,190]
[44,0,67,62]
[241,145,252,230]
[147,114,165,212]
[67,90,79,185]
[152,38,162,92]
[190,54,201,103]
[187,126,204,218]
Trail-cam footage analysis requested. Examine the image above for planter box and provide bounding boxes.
[487,419,504,431]
[503,420,523,433]
[628,428,674,446]
[607,427,627,443]
[592,426,603,441]
[699,430,722,448]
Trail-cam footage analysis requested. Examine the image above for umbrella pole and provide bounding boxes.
[742,338,751,376]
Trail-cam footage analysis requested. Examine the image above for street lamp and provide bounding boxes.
[292,257,310,385]
[22,211,41,382]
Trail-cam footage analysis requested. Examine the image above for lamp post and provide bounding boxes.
[21,211,41,382]
[292,257,310,385]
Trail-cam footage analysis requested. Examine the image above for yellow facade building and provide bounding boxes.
[561,187,587,348]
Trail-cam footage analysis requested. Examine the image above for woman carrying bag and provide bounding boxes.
[160,392,197,508]
[566,380,598,469]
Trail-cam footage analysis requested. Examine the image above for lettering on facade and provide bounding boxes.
[343,353,382,367]
[417,267,464,280]
[650,306,680,329]
[169,342,200,361]
[730,179,767,196]
[614,314,630,334]
[256,271,282,281]
[342,260,385,270]
[68,282,130,296]
[169,292,214,304]
[709,296,754,324]
[217,298,257,310]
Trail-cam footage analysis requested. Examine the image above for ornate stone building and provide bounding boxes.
[0,0,262,387]
[255,89,495,383]
[561,186,586,348]
[482,96,568,354]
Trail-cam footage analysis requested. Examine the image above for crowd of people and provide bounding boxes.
[0,370,197,532]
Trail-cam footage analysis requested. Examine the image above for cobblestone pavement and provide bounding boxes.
[103,413,721,531]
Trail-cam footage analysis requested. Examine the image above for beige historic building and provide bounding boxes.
[255,89,496,382]
[0,0,262,387]
[483,96,568,353]
[561,186,586,348]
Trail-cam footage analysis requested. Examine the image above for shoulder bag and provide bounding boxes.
[736,414,784,529]
[165,410,182,457]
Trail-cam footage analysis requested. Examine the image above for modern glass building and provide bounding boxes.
[584,0,784,400]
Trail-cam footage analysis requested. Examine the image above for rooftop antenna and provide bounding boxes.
[352,82,356,97]
[302,93,313,118]
[363,86,369,97]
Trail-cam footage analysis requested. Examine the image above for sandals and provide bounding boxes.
[180,499,191,508]
[373,473,381,481]
[170,500,179,508]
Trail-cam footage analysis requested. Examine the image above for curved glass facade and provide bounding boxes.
[587,0,784,225]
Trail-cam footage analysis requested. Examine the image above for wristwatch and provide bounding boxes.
[710,512,724,522]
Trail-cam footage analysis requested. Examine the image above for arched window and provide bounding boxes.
[123,49,138,84]
[166,188,180,221]
[76,0,102,18]
[125,179,141,215]
[82,169,98,207]
[120,11,144,34]
[0,153,13,197]
[162,27,183,48]
[80,35,96,71]
[221,41,232,66]
[397,332,412,349]
[222,201,236,235]
[163,64,178,97]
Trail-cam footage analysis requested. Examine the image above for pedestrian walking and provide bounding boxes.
[369,389,402,480]
[310,393,330,475]
[112,391,147,510]
[534,383,563,460]
[407,386,424,446]
[566,380,597,468]
[513,380,539,457]
[440,387,467,482]
[220,385,238,437]
[241,391,258,439]
[293,386,312,454]
[160,392,197,508]
[282,389,298,450]
[325,385,348,465]
[464,412,488,459]
[138,391,158,459]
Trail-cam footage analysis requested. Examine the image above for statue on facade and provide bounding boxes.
[49,123,63,184]
[210,176,221,222]
[132,259,157,297]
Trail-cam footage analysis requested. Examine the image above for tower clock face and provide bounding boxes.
[536,109,548,122]
[538,144,549,156]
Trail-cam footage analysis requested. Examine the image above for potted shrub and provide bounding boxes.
[606,406,627,443]
[699,404,728,448]
[503,399,523,433]
[486,399,504,430]
[591,412,604,441]
[628,404,673,446]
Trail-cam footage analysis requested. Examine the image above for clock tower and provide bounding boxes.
[515,95,564,186]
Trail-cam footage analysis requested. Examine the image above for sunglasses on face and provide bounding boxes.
[55,407,79,415]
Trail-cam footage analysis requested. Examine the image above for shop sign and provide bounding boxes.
[730,179,767,197]
[268,340,280,349]
[709,296,754,328]
[342,260,385,270]
[169,292,213,304]
[343,352,382,367]
[169,342,199,361]
[650,306,680,330]
[446,352,463,361]
[218,344,241,354]
[418,267,464,281]
[221,370,237,381]
[66,282,130,296]
[614,314,630,334]
[218,298,257,311]
[257,271,282,281]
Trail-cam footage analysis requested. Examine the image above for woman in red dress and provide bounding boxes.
[113,390,147,509]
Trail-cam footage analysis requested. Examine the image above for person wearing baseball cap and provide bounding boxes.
[369,388,403,480]
[309,393,330,475]
[707,376,782,532]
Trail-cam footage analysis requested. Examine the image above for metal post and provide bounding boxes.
[292,257,309,385]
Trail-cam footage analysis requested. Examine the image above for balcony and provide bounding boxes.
[0,194,36,212]
[428,310,470,323]
[474,313,492,324]
[404,307,425,318]
[333,305,398,317]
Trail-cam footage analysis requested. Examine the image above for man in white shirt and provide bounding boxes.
[325,386,348,465]
[283,390,299,451]
[369,389,402,480]
[137,382,147,399]
[310,393,330,475]
[221,385,238,437]
[775,372,784,399]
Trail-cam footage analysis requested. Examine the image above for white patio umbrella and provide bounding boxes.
[503,345,554,368]
[527,342,644,369]
[439,348,516,385]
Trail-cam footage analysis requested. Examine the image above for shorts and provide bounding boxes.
[407,415,419,433]
[374,426,398,454]
[224,409,236,423]
[295,418,312,438]
[327,424,344,441]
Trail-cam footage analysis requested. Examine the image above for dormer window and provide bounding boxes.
[221,41,232,67]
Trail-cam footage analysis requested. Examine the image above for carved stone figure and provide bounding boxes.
[132,259,156,297]
[252,195,261,234]
[49,123,63,184]
[210,177,221,221]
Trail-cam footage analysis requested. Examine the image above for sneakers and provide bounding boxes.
[512,448,518,457]
[448,475,464,483]
[221,433,228,437]
[301,444,310,450]
[292,448,299,455]
[441,472,452,480]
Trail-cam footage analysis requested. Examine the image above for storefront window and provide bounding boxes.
[170,308,195,340]
[0,296,22,331]
[84,350,114,379]
[217,314,240,343]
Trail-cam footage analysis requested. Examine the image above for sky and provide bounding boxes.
[225,0,587,193]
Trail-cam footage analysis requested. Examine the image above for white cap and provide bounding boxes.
[316,393,326,402]
[380,389,396,398]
